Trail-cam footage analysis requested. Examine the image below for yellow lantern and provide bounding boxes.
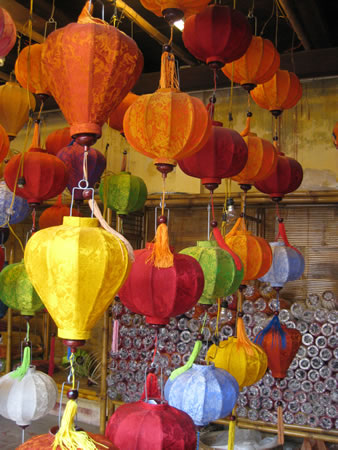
[206,317,267,389]
[24,216,131,343]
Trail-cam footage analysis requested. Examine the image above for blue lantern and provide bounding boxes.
[164,363,239,426]
[0,181,30,225]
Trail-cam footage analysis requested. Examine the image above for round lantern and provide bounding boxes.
[4,149,69,205]
[106,400,197,449]
[0,180,30,225]
[119,243,204,325]
[254,151,303,202]
[182,5,252,69]
[333,122,338,149]
[107,92,138,134]
[0,81,36,140]
[0,123,9,163]
[250,70,302,117]
[45,127,72,156]
[0,261,44,316]
[99,171,147,216]
[140,0,210,23]
[206,317,267,389]
[178,121,248,192]
[39,196,80,229]
[179,241,243,305]
[165,363,239,426]
[24,216,131,342]
[41,6,143,145]
[0,366,57,427]
[222,36,280,91]
[255,315,301,378]
[0,8,16,58]
[18,431,117,449]
[225,216,272,282]
[15,43,50,101]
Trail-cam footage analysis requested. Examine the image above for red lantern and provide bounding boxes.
[45,127,72,156]
[0,8,16,58]
[4,149,68,206]
[39,196,80,229]
[106,400,197,450]
[182,5,252,69]
[17,431,117,449]
[178,120,248,192]
[119,243,204,325]
[254,151,303,202]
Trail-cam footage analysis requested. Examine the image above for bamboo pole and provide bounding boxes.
[5,246,14,374]
[42,312,50,360]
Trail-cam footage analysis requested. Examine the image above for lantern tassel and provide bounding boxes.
[148,223,174,268]
[159,51,179,90]
[212,225,242,271]
[277,404,284,445]
[10,345,31,380]
[254,314,286,349]
[169,340,202,381]
[227,410,236,450]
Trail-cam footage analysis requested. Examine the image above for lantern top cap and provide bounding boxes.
[197,240,218,248]
[192,362,215,371]
[62,216,99,228]
[138,399,168,411]
[270,241,285,247]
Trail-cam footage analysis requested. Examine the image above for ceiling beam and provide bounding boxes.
[278,0,311,50]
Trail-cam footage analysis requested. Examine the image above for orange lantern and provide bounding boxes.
[225,216,272,282]
[41,4,143,146]
[332,122,338,149]
[39,196,80,229]
[140,0,210,23]
[0,8,16,58]
[107,92,139,135]
[15,43,50,102]
[222,36,280,91]
[45,127,72,156]
[250,70,302,117]
[231,115,277,191]
[0,123,9,164]
[0,81,36,140]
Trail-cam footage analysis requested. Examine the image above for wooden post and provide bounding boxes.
[5,246,14,373]
[43,312,50,360]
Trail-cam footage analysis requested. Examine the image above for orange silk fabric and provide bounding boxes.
[107,92,139,134]
[15,43,50,96]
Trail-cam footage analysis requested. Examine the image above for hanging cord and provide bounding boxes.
[260,0,275,37]
[247,0,257,35]
[44,0,57,39]
[228,63,234,127]
[215,298,221,337]
[274,0,279,49]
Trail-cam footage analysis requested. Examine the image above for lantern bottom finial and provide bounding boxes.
[72,133,98,147]
[36,93,50,104]
[155,162,175,177]
[162,8,184,24]
[62,339,86,351]
[204,182,219,193]
[240,184,252,192]
[241,83,256,92]
[271,195,283,203]
[270,110,282,118]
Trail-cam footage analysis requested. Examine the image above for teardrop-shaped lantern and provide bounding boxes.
[0,123,9,163]
[45,127,72,156]
[206,317,267,389]
[178,121,248,192]
[0,261,44,316]
[225,216,272,282]
[106,400,197,450]
[17,431,116,449]
[24,217,131,342]
[99,171,147,216]
[222,36,280,91]
[0,8,16,58]
[107,92,138,134]
[0,180,30,225]
[140,0,210,23]
[39,196,81,229]
[179,241,243,305]
[0,81,36,140]
[41,5,143,144]
[182,5,251,69]
[250,70,302,117]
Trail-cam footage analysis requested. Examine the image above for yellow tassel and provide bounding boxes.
[227,417,236,450]
[277,405,285,445]
[159,51,179,90]
[148,223,174,268]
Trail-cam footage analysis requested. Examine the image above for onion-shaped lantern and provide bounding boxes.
[39,196,81,229]
[17,431,116,449]
[250,70,302,117]
[0,180,30,225]
[165,363,239,426]
[107,92,138,134]
[222,36,280,91]
[0,8,16,58]
[4,149,69,206]
[24,216,131,343]
[41,4,143,145]
[206,317,267,389]
[0,366,57,427]
[45,127,72,156]
[0,123,9,164]
[179,241,243,305]
[140,0,210,23]
[0,81,36,140]
[178,121,248,192]
[56,143,106,201]
[0,261,44,316]
[225,216,272,282]
[182,5,252,69]
[99,171,147,216]
[106,400,197,449]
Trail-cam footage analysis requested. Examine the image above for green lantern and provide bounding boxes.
[179,241,244,305]
[99,171,147,216]
[0,261,44,316]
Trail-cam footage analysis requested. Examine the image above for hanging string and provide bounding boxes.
[83,147,89,182]
[275,0,279,49]
[168,25,174,46]
[151,332,159,365]
[210,192,215,221]
[228,63,235,127]
[215,298,221,337]
[161,177,166,216]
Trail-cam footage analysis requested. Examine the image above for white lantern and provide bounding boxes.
[0,365,58,427]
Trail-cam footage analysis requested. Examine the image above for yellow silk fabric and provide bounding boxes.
[206,318,267,389]
[15,43,50,96]
[24,217,131,340]
[0,81,36,138]
[140,0,210,19]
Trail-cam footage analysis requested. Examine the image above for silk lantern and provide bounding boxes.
[41,4,143,145]
[56,142,106,201]
[24,216,131,343]
[106,400,197,450]
[165,363,239,426]
[333,122,338,148]
[17,432,117,449]
[222,36,280,91]
[250,70,302,117]
[119,243,204,325]
[99,171,147,216]
[0,123,9,163]
[0,81,36,140]
[254,151,303,201]
[39,196,80,229]
[0,261,44,316]
[182,5,252,69]
[225,216,272,282]
[178,121,248,192]
[45,127,72,156]
[0,366,57,427]
[0,180,30,225]
[179,241,243,305]
[206,317,267,389]
[140,0,210,23]
[107,92,138,134]
[4,149,68,206]
[0,8,16,58]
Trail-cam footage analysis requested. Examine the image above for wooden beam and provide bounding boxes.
[278,0,312,50]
